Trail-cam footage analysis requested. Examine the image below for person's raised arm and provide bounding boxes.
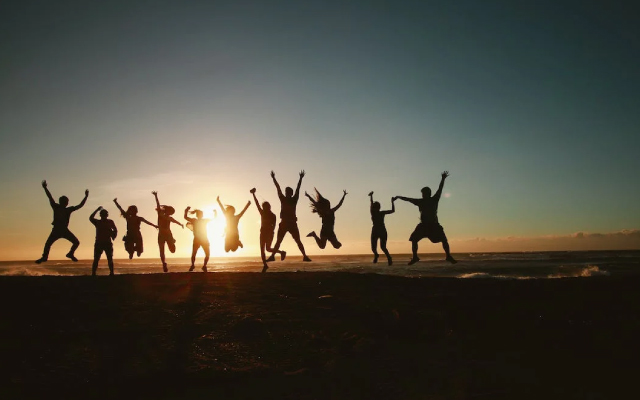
[394,196,420,206]
[271,171,283,198]
[140,217,158,229]
[89,206,101,223]
[384,198,396,215]
[250,188,263,214]
[113,198,126,217]
[170,217,184,228]
[216,196,225,214]
[331,190,348,212]
[304,191,315,203]
[152,191,160,209]
[368,191,374,206]
[184,206,194,222]
[72,189,89,211]
[435,171,449,199]
[294,170,305,199]
[238,200,251,218]
[42,180,56,208]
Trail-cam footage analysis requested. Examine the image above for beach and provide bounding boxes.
[2,270,640,399]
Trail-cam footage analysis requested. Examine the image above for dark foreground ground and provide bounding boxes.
[1,272,639,399]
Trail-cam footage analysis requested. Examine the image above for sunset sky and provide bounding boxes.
[1,0,639,261]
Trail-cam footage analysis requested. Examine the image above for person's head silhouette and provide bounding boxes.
[263,201,271,212]
[372,201,381,212]
[59,196,69,207]
[192,210,203,219]
[127,205,138,216]
[226,205,236,214]
[421,187,431,198]
[285,187,294,197]
[100,209,109,219]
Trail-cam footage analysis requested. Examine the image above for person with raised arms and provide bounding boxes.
[394,171,457,265]
[184,206,211,272]
[267,170,311,262]
[89,206,118,276]
[113,198,158,259]
[305,188,347,250]
[250,188,286,273]
[216,195,251,253]
[368,191,395,265]
[152,191,184,272]
[36,180,88,263]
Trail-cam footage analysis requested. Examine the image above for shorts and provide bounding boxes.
[409,222,446,243]
[94,242,113,258]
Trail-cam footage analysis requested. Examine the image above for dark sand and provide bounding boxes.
[1,272,639,399]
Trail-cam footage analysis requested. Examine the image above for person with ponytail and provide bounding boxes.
[368,191,395,265]
[184,206,211,272]
[305,188,347,250]
[152,191,184,272]
[113,198,158,259]
[216,196,251,253]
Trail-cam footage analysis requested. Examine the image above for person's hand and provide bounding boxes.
[97,206,103,211]
[216,196,220,201]
[181,224,184,229]
[305,191,309,197]
[343,190,348,196]
[299,170,305,178]
[442,171,450,179]
[250,188,256,194]
[185,206,191,211]
[270,170,275,179]
[392,197,397,202]
[42,180,47,188]
[247,200,251,205]
[85,189,89,196]
[152,191,157,196]
[368,191,373,197]
[113,198,117,202]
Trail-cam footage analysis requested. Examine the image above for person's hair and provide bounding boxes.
[262,201,271,211]
[160,205,175,216]
[285,187,294,197]
[99,209,108,218]
[225,205,236,214]
[421,187,431,197]
[126,205,138,216]
[371,201,381,212]
[59,196,69,206]
[309,188,331,217]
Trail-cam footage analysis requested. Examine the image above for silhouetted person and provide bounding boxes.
[89,206,117,276]
[153,191,184,272]
[251,188,286,273]
[184,207,211,272]
[267,170,311,262]
[395,171,457,265]
[36,180,88,263]
[369,191,395,265]
[113,198,158,259]
[305,189,347,250]
[217,196,251,253]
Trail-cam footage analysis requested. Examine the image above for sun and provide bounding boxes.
[203,206,227,257]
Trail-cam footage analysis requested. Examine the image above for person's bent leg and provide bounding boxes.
[380,231,392,265]
[371,231,379,262]
[92,244,101,276]
[408,240,420,265]
[136,236,144,257]
[64,230,80,261]
[290,225,311,261]
[265,232,286,260]
[327,233,341,249]
[202,244,210,272]
[159,239,168,272]
[189,242,198,271]
[37,231,59,263]
[106,245,114,275]
[442,236,457,264]
[268,226,286,261]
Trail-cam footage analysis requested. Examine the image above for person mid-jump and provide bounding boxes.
[394,171,457,265]
[36,180,88,263]
[267,170,311,262]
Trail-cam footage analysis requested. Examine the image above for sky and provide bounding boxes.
[1,0,639,261]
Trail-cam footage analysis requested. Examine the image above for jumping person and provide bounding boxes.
[216,196,251,253]
[368,192,395,265]
[152,191,184,272]
[184,207,211,272]
[305,189,347,250]
[267,170,311,262]
[36,180,88,263]
[113,198,158,259]
[394,171,457,265]
[89,206,118,276]
[250,188,286,272]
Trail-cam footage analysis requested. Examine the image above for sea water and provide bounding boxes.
[1,251,638,278]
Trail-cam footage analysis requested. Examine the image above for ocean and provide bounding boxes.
[1,250,638,278]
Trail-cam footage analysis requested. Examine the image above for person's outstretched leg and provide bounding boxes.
[136,236,143,257]
[259,238,269,273]
[106,246,114,275]
[408,240,420,265]
[36,231,59,263]
[327,233,342,249]
[291,225,311,261]
[189,242,198,271]
[380,231,392,266]
[442,240,457,264]
[92,244,101,276]
[159,241,168,272]
[202,245,210,272]
[64,231,80,262]
[267,226,286,262]
[371,231,379,263]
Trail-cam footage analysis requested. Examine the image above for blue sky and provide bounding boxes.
[1,0,638,260]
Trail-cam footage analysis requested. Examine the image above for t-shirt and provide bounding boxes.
[124,215,142,233]
[371,210,386,228]
[92,218,117,243]
[261,210,277,232]
[416,197,440,224]
[157,212,172,233]
[279,195,298,222]
[51,205,74,228]
[191,219,210,243]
